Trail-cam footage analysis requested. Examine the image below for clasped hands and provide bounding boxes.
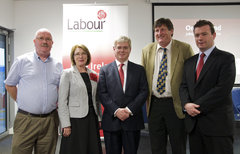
[184,103,201,117]
[115,108,131,121]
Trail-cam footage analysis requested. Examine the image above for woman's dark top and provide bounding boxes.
[80,73,93,108]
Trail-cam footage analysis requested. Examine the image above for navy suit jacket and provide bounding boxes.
[98,60,148,131]
[179,47,236,136]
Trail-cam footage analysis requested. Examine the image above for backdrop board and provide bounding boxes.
[63,4,128,137]
[153,3,240,84]
[63,4,128,73]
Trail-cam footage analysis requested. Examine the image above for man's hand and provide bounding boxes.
[116,108,130,121]
[184,103,201,117]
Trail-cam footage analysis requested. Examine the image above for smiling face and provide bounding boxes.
[73,48,88,67]
[194,25,216,52]
[34,30,53,58]
[154,25,173,48]
[113,41,131,63]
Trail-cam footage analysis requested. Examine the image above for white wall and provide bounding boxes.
[2,0,239,133]
[0,0,14,29]
[149,0,240,2]
[13,0,152,64]
[12,0,240,64]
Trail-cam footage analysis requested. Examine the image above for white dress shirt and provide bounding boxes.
[152,41,172,98]
[115,60,128,93]
[114,59,133,115]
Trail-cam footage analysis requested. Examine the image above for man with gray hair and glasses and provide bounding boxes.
[5,28,62,154]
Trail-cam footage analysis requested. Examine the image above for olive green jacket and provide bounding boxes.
[141,39,194,119]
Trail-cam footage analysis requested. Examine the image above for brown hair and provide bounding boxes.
[70,44,91,66]
[154,18,174,36]
[193,20,215,34]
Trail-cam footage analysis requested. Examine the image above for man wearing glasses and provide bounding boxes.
[5,28,63,154]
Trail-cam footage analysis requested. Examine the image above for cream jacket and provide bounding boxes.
[58,65,101,128]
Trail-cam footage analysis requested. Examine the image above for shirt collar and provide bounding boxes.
[115,59,128,67]
[199,45,215,58]
[34,51,52,62]
[157,39,172,52]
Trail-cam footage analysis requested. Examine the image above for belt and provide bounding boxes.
[151,95,172,101]
[18,109,56,117]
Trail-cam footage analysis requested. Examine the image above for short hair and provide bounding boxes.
[35,28,52,39]
[193,20,215,34]
[154,18,174,31]
[114,36,131,49]
[70,44,91,66]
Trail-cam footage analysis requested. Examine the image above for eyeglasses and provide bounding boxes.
[74,52,87,56]
[36,37,52,42]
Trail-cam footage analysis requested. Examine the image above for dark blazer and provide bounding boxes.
[98,60,148,131]
[179,47,236,136]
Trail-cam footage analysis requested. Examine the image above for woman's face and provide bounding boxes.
[73,47,88,67]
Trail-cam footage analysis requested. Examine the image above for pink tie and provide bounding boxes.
[119,64,124,87]
[196,53,205,80]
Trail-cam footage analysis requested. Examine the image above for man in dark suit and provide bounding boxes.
[98,36,148,154]
[179,20,236,154]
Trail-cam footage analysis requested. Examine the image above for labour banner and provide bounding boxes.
[63,4,128,73]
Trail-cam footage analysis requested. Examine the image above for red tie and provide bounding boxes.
[196,53,205,80]
[119,64,124,87]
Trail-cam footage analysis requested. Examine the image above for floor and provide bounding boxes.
[0,122,240,154]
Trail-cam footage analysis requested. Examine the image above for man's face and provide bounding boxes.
[154,25,173,48]
[33,31,53,57]
[113,42,131,63]
[194,25,216,52]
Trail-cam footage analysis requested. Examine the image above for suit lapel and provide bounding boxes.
[170,40,180,81]
[87,68,97,96]
[195,48,217,85]
[190,55,199,86]
[149,43,157,77]
[125,61,132,92]
[73,65,84,84]
[111,61,124,91]
[73,66,87,91]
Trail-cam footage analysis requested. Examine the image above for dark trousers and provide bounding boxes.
[148,96,186,154]
[189,122,233,154]
[103,129,140,154]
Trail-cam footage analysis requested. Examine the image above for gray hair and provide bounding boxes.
[114,36,131,49]
[35,28,52,38]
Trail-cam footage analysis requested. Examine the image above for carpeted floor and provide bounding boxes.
[1,122,240,154]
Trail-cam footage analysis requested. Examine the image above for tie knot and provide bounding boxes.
[200,53,205,58]
[160,48,167,52]
[120,63,124,67]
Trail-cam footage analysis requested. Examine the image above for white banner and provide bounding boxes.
[63,4,128,73]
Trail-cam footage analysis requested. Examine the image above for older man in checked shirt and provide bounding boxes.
[5,28,62,154]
